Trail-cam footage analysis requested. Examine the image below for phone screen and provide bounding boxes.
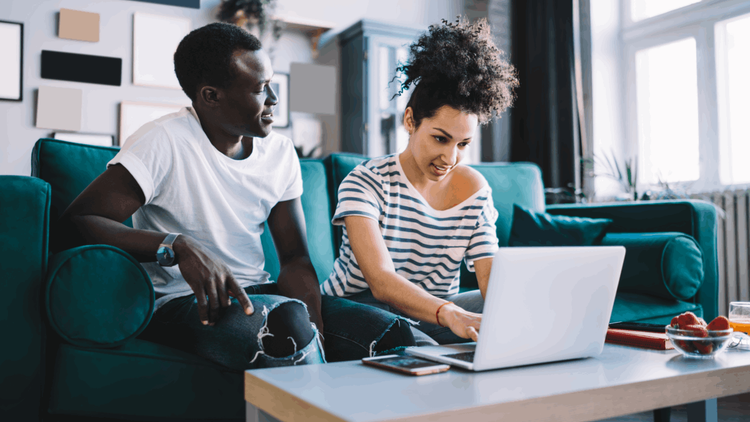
[369,356,443,369]
[362,355,450,375]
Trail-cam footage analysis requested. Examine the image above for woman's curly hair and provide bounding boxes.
[396,17,518,126]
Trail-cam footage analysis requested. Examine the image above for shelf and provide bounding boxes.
[271,15,335,32]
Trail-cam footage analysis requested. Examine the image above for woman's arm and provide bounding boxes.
[345,216,481,341]
[474,258,493,299]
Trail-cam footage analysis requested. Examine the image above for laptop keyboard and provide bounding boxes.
[442,351,475,363]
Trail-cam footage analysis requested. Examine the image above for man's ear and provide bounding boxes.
[198,86,221,108]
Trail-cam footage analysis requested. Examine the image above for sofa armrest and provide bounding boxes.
[45,245,154,348]
[0,176,50,420]
[547,200,719,320]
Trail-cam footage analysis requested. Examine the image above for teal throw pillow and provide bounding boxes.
[45,245,154,348]
[509,204,613,246]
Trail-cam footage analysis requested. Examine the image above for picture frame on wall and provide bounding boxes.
[0,20,23,101]
[132,13,191,89]
[119,101,187,147]
[271,73,289,128]
[128,0,200,8]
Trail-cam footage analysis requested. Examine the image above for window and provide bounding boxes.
[717,12,750,185]
[621,0,750,190]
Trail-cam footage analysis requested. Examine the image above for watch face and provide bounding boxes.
[157,246,175,266]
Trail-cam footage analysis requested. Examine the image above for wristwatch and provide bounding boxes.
[156,233,181,267]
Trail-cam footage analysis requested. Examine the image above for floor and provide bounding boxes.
[598,393,750,421]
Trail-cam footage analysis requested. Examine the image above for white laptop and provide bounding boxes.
[406,246,626,371]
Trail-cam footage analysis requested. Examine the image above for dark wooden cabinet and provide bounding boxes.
[336,20,424,156]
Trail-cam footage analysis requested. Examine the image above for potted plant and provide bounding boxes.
[217,0,281,38]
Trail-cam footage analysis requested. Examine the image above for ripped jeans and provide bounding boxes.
[140,283,415,371]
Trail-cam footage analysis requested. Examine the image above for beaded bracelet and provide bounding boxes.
[436,301,454,327]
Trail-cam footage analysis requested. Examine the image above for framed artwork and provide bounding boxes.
[119,101,186,147]
[0,20,23,101]
[36,86,82,131]
[53,132,115,147]
[128,0,200,8]
[132,13,191,89]
[271,73,289,128]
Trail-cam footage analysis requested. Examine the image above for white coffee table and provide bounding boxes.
[244,344,750,422]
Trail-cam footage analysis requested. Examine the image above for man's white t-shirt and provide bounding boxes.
[108,107,303,310]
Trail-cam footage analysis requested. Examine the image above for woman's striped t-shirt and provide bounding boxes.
[321,154,500,298]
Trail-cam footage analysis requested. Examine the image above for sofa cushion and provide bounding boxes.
[610,292,703,325]
[45,245,154,348]
[47,339,243,421]
[509,204,613,246]
[324,153,368,253]
[260,159,336,284]
[602,232,704,301]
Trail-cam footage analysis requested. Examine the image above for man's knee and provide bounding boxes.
[262,301,315,357]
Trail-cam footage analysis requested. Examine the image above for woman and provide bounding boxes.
[321,18,518,345]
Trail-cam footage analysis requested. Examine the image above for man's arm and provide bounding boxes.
[266,197,324,333]
[60,163,253,325]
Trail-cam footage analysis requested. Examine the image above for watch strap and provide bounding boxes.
[160,233,180,249]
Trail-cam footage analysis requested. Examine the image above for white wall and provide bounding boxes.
[0,0,221,176]
[0,0,465,176]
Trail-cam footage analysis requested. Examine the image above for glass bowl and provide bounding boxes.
[665,326,734,358]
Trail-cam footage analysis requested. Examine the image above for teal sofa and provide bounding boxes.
[0,138,718,421]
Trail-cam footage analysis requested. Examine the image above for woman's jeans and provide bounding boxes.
[346,289,485,346]
[140,283,416,371]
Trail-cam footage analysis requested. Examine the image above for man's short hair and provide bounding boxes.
[174,23,262,102]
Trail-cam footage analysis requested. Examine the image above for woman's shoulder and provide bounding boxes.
[347,155,398,181]
[450,165,489,196]
[360,155,398,174]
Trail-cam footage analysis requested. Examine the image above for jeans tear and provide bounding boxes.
[368,340,378,357]
[251,305,274,364]
[294,348,312,365]
[249,350,266,364]
[403,317,420,326]
[288,336,297,353]
[311,322,326,362]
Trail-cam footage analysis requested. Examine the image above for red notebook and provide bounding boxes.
[605,328,674,350]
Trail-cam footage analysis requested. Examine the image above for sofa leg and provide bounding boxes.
[654,407,671,422]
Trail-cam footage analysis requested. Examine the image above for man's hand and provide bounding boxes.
[173,235,253,325]
[438,304,482,342]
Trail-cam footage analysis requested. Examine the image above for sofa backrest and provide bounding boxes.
[31,139,545,291]
[31,138,336,284]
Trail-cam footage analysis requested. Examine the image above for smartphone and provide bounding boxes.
[609,321,668,333]
[361,354,450,376]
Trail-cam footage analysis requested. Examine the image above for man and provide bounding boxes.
[59,23,414,369]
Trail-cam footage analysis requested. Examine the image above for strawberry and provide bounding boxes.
[707,316,731,332]
[695,341,714,355]
[681,324,710,355]
[671,312,702,329]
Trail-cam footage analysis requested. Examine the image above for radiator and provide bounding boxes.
[699,190,750,316]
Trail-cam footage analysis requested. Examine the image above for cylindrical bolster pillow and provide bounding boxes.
[601,232,704,301]
[45,245,154,348]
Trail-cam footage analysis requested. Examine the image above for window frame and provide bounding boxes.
[620,0,750,192]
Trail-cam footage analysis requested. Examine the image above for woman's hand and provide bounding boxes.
[173,235,254,326]
[438,303,482,342]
